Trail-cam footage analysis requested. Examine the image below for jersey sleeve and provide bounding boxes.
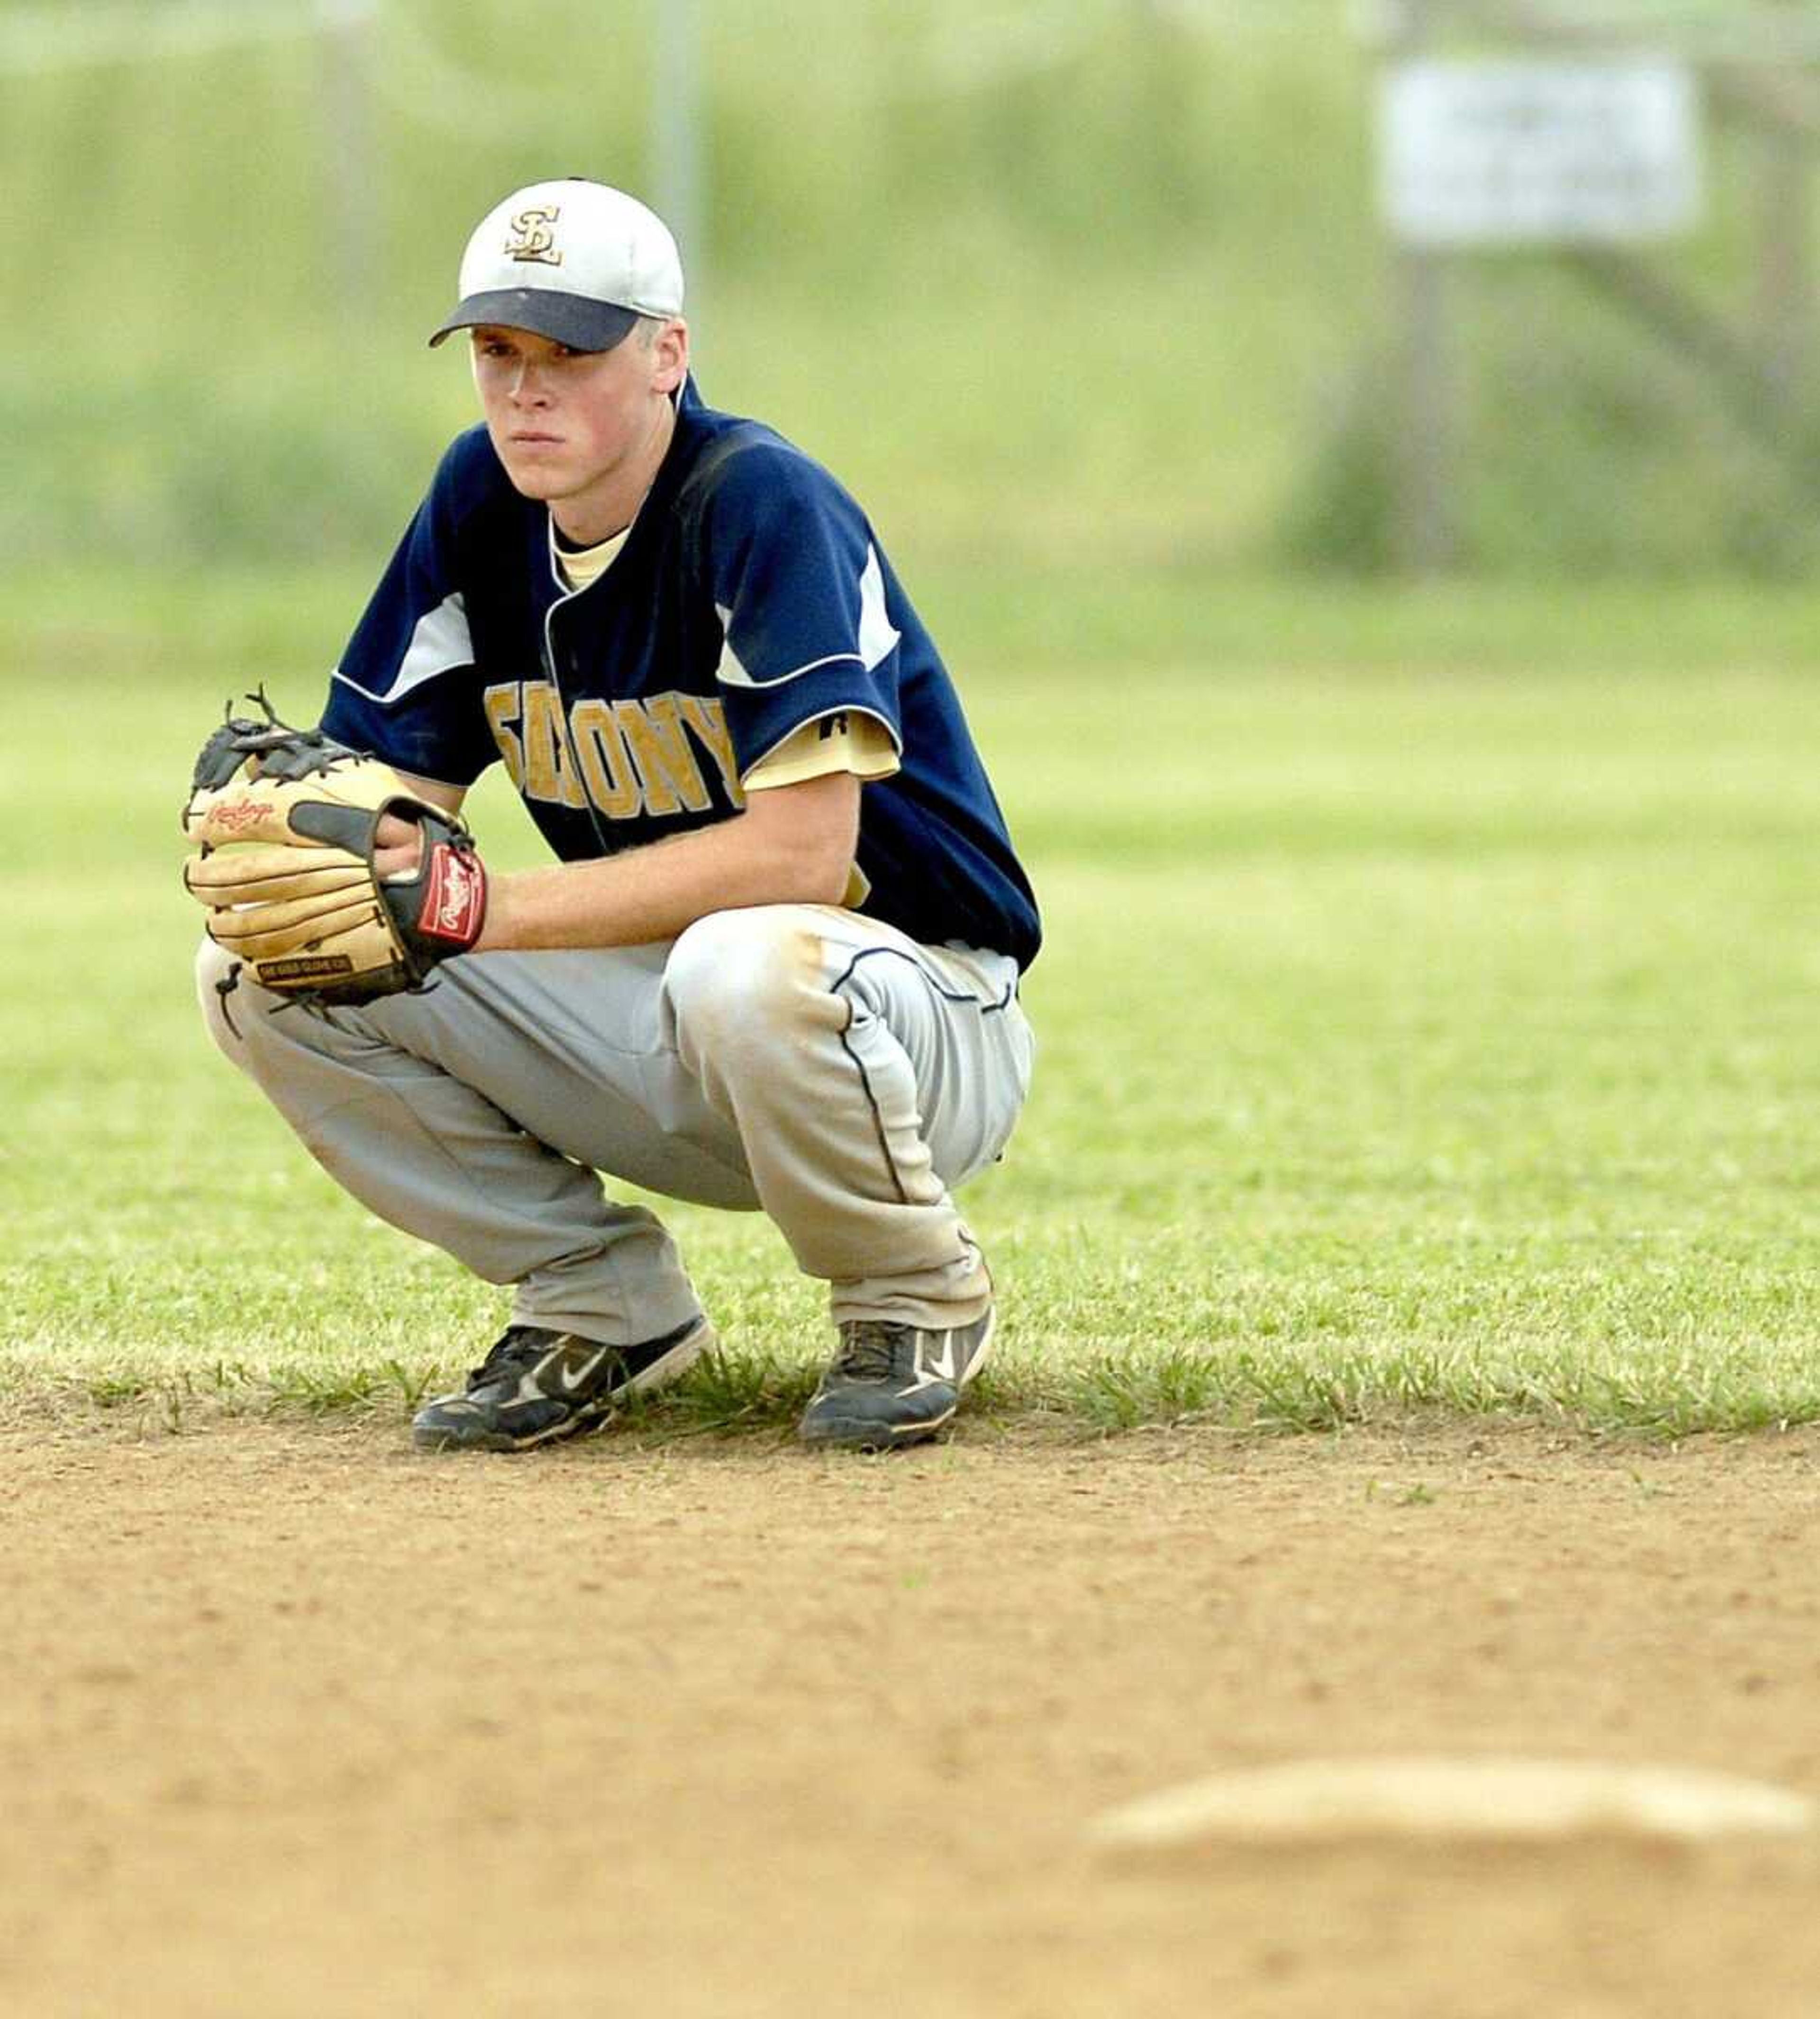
[743,713,900,792]
[698,443,908,778]
[318,435,501,786]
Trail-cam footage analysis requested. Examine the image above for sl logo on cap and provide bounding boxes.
[503,206,562,266]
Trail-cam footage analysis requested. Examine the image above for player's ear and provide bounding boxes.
[651,318,689,394]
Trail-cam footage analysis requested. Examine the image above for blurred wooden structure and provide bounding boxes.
[1378,0,1820,573]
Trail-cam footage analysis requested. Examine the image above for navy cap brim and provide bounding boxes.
[427,289,642,353]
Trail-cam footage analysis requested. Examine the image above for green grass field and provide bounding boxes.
[6,569,1820,1438]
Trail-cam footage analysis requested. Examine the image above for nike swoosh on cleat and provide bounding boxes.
[905,1334,959,1390]
[555,1347,610,1395]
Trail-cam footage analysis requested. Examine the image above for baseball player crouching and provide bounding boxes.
[187,179,1040,1455]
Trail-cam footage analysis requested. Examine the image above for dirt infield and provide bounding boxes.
[5,1413,1819,2018]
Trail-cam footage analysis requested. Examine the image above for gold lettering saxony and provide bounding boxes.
[484,682,746,818]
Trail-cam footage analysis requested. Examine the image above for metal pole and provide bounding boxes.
[316,0,379,320]
[1386,0,1456,574]
[653,0,705,324]
[1756,0,1814,411]
[1395,248,1455,574]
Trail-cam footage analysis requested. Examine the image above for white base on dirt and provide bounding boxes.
[1091,1756,1813,1851]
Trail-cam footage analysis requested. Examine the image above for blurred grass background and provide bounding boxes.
[6,0,1819,576]
[6,1,1820,1432]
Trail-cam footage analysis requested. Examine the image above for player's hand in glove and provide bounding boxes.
[182,691,487,1008]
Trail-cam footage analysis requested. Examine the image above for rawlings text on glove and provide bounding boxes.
[182,693,487,1008]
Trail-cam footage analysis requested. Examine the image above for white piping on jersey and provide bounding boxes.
[330,591,473,705]
[721,647,867,686]
[538,539,620,859]
[714,542,901,689]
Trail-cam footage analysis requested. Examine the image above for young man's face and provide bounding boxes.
[468,320,687,539]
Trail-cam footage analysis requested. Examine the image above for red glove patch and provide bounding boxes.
[418,841,488,949]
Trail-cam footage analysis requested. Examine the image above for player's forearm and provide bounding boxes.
[474,795,855,954]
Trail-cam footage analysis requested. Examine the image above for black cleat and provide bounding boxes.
[412,1316,711,1453]
[797,1307,995,1452]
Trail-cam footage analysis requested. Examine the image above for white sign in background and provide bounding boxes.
[1381,59,1703,247]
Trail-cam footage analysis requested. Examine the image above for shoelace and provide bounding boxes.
[467,1325,555,1386]
[833,1320,907,1381]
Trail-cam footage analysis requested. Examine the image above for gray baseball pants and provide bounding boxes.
[195,905,1034,1349]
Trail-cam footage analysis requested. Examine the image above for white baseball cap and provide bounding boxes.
[428,178,684,352]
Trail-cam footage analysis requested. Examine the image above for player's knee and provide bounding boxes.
[665,908,838,1058]
[194,937,289,1065]
[195,936,250,1059]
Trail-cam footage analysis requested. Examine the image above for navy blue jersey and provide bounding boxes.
[320,378,1040,968]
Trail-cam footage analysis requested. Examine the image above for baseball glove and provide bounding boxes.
[182,691,487,1009]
